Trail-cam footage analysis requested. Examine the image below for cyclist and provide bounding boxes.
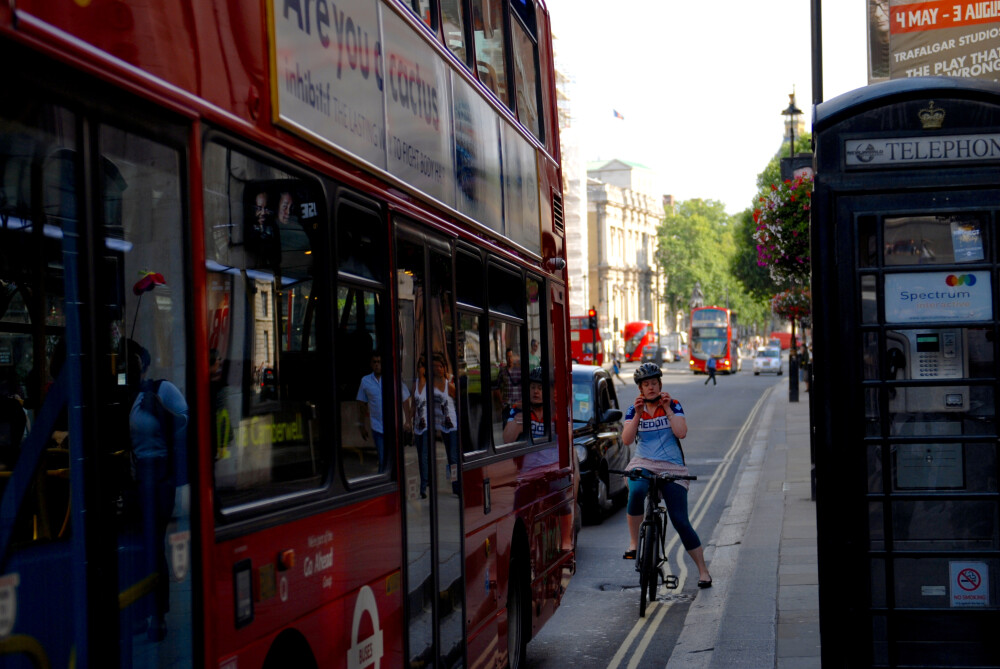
[621,362,712,588]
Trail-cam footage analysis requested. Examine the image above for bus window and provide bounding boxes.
[337,200,391,484]
[471,0,509,106]
[203,142,329,509]
[0,105,75,549]
[441,0,469,65]
[100,124,193,657]
[457,251,488,455]
[408,0,436,28]
[493,320,523,445]
[510,8,541,140]
[525,276,548,442]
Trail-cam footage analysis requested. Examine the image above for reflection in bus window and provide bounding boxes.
[471,0,508,106]
[525,276,548,442]
[458,313,488,453]
[0,105,75,550]
[441,0,468,64]
[510,10,541,140]
[338,285,389,481]
[202,143,328,509]
[409,0,435,28]
[491,320,522,445]
[101,124,192,659]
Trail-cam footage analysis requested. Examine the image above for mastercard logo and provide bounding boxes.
[946,274,976,287]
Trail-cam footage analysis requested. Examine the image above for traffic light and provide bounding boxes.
[588,308,598,330]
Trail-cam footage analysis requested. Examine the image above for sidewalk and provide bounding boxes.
[668,377,820,668]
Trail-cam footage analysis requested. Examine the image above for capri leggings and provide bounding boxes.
[626,473,702,551]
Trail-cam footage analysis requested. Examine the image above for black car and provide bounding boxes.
[572,364,631,523]
[641,343,673,365]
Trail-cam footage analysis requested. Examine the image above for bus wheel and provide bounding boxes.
[507,543,530,668]
[262,629,318,669]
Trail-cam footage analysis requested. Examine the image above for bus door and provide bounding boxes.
[394,223,466,668]
[812,78,1000,668]
[0,94,193,667]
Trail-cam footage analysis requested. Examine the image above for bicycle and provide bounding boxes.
[607,467,697,617]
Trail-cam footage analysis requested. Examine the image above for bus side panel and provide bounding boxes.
[212,493,402,663]
[220,573,404,669]
[17,0,260,125]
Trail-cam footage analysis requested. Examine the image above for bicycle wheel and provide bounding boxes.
[644,521,659,606]
[638,523,656,617]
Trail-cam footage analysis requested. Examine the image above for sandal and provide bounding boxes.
[622,549,637,560]
[698,579,713,589]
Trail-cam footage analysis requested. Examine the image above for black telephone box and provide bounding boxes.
[812,77,1000,668]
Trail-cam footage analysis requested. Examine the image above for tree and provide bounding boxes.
[656,199,765,330]
[657,199,732,316]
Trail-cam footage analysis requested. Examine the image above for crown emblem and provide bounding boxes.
[918,101,945,129]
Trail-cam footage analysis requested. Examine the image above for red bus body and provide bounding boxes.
[689,307,740,374]
[622,321,655,362]
[569,316,604,365]
[769,331,793,350]
[0,2,574,668]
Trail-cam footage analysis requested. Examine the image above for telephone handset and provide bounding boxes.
[886,329,969,412]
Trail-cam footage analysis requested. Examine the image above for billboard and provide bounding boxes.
[868,0,1000,83]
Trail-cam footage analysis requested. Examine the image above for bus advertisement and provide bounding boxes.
[622,321,656,362]
[570,316,604,366]
[0,1,574,668]
[689,307,741,374]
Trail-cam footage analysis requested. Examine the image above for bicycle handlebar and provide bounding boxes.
[606,468,697,482]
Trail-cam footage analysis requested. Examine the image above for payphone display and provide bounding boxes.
[887,329,969,413]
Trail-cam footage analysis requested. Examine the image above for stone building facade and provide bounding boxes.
[586,160,667,356]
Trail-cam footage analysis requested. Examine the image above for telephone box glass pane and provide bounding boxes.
[886,326,995,378]
[888,387,995,436]
[889,442,997,493]
[869,502,884,550]
[862,331,879,379]
[860,275,877,324]
[858,215,877,268]
[870,558,886,608]
[891,500,998,550]
[892,558,999,610]
[867,444,884,492]
[865,388,880,437]
[884,214,988,266]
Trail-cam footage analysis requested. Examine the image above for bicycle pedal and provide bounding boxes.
[664,575,679,589]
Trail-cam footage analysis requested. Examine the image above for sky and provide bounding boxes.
[544,0,871,214]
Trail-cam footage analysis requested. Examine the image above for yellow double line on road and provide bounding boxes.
[606,387,774,669]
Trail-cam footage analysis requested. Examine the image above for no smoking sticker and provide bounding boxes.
[950,561,989,607]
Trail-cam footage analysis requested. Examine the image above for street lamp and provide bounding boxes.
[782,90,803,403]
[782,90,803,160]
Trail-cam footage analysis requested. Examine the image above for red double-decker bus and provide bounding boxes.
[0,1,574,668]
[622,321,655,362]
[689,306,741,374]
[569,314,604,365]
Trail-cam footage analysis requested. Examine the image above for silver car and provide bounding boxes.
[753,347,783,375]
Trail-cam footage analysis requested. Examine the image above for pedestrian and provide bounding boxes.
[620,363,711,587]
[704,355,717,386]
[612,356,625,383]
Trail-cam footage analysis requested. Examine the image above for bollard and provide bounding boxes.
[788,355,799,402]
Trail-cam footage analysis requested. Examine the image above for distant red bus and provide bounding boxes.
[622,321,656,362]
[0,2,575,668]
[689,307,741,374]
[570,316,605,365]
[769,331,793,350]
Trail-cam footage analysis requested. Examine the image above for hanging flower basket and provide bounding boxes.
[771,286,811,321]
[753,175,812,285]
